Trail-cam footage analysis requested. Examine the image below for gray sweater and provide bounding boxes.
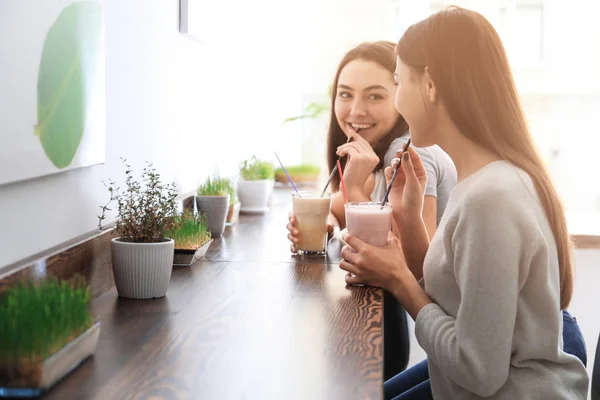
[417,161,589,399]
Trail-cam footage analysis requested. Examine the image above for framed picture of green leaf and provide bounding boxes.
[0,0,106,186]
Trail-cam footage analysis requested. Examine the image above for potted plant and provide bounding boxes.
[275,164,320,185]
[0,277,100,396]
[237,156,275,214]
[98,159,178,299]
[223,178,241,225]
[166,210,213,267]
[195,175,230,237]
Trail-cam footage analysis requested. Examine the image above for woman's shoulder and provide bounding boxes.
[422,144,455,171]
[455,161,540,214]
[383,136,409,167]
[383,135,455,172]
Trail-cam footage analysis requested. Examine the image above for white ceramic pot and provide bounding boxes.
[237,179,274,214]
[111,238,174,299]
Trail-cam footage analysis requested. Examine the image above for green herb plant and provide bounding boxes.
[0,277,93,386]
[197,175,230,197]
[98,158,178,243]
[165,210,211,250]
[275,164,320,176]
[239,156,275,181]
[282,102,329,124]
[282,84,332,125]
[222,178,238,205]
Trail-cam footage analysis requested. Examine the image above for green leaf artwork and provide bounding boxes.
[34,1,103,169]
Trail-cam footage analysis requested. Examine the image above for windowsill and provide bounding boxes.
[567,211,600,236]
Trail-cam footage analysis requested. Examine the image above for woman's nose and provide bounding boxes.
[350,98,367,117]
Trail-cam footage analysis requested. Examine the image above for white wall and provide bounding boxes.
[0,0,306,269]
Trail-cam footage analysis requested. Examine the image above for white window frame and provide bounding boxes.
[427,0,546,70]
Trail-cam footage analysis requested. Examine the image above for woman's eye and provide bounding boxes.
[368,94,384,100]
[338,92,351,99]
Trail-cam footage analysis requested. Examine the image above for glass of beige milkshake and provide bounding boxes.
[292,191,332,255]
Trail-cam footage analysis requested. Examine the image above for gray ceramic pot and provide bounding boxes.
[111,238,174,299]
[195,195,230,237]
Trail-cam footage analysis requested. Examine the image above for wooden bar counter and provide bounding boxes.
[44,188,384,400]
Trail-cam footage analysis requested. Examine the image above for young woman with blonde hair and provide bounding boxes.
[339,7,589,399]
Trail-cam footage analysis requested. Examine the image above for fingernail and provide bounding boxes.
[403,152,409,161]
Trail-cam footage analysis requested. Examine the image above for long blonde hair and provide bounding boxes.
[397,6,573,309]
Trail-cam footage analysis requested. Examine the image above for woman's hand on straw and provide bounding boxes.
[287,212,334,254]
[335,132,379,195]
[384,144,428,220]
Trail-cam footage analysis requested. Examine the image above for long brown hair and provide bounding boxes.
[397,6,573,309]
[326,41,409,191]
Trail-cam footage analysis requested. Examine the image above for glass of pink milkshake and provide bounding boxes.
[345,202,393,247]
[344,202,393,284]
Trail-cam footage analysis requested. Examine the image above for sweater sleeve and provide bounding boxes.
[415,191,536,397]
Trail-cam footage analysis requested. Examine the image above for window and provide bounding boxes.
[392,0,600,227]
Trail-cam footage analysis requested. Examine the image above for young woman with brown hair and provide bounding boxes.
[286,41,456,249]
[285,40,457,380]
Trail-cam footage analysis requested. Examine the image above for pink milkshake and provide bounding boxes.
[344,202,392,247]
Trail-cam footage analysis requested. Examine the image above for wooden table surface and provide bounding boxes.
[45,187,384,400]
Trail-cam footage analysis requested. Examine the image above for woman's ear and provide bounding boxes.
[423,66,436,103]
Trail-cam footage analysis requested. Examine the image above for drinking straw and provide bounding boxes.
[320,130,359,197]
[337,159,348,204]
[273,151,300,196]
[380,139,411,209]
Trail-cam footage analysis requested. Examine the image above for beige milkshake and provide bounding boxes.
[292,192,332,255]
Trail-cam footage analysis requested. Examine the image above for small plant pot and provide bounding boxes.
[195,196,230,237]
[226,202,241,225]
[0,322,101,397]
[238,179,274,214]
[111,238,174,299]
[173,239,213,267]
